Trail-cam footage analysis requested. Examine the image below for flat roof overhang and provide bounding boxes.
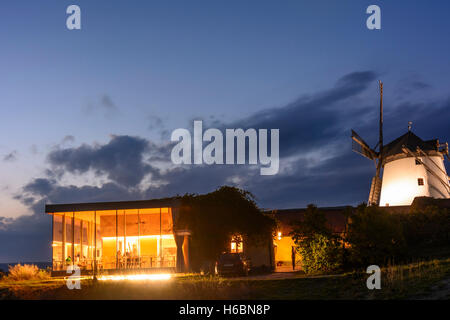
[45,198,181,213]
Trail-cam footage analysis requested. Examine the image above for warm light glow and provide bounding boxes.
[102,235,174,240]
[377,156,449,206]
[230,241,243,253]
[52,241,94,247]
[277,231,282,240]
[97,273,172,281]
[380,179,423,206]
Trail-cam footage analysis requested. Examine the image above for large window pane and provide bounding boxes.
[99,210,117,270]
[65,213,74,264]
[74,218,81,263]
[52,214,63,271]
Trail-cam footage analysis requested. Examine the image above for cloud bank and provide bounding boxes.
[2,71,449,262]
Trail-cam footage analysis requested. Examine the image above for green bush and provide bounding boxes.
[290,202,449,273]
[297,233,343,274]
[290,204,345,274]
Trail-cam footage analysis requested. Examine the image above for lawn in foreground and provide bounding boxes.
[2,257,450,300]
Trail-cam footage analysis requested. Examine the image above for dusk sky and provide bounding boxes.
[1,0,450,262]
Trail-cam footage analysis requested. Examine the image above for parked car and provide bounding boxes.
[216,253,250,276]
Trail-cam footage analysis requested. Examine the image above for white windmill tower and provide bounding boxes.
[351,81,450,206]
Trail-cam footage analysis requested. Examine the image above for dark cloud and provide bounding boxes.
[3,71,450,262]
[3,151,17,162]
[0,234,51,263]
[100,95,120,118]
[395,76,432,99]
[47,135,157,187]
[141,149,375,210]
[61,135,75,145]
[0,198,51,262]
[101,95,117,111]
[83,95,119,118]
[3,181,143,261]
[0,216,13,231]
[23,178,55,197]
[227,71,378,157]
[18,180,143,206]
[148,115,164,131]
[148,115,172,140]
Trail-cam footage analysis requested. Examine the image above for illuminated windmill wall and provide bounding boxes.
[378,132,449,206]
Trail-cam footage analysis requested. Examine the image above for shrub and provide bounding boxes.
[402,206,450,247]
[346,205,405,267]
[7,264,50,281]
[290,204,345,274]
[297,233,344,274]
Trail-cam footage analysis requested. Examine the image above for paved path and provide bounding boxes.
[237,271,301,280]
[418,276,450,300]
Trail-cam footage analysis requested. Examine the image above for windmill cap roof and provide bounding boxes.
[382,131,438,158]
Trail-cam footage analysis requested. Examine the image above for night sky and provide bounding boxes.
[1,1,449,262]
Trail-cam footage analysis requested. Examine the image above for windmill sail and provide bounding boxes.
[351,130,377,160]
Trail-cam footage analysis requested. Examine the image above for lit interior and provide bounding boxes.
[50,207,177,272]
[274,234,295,266]
[230,241,243,253]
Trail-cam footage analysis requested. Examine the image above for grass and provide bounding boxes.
[6,264,50,281]
[2,258,450,300]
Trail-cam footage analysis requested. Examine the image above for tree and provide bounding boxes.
[290,204,331,242]
[346,204,405,266]
[177,186,276,272]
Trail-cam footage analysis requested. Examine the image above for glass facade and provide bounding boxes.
[52,211,97,271]
[51,207,177,273]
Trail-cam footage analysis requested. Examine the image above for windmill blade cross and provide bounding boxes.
[351,129,377,160]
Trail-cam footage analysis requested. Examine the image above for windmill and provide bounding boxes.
[351,81,384,206]
[352,82,450,206]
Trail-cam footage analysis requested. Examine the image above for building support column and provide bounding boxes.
[94,211,97,279]
[71,212,75,266]
[80,219,83,261]
[62,214,66,264]
[174,230,191,273]
[183,235,190,272]
[115,210,118,269]
[137,209,141,268]
[124,210,126,269]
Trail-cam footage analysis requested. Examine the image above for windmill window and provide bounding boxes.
[415,159,421,165]
[417,178,424,186]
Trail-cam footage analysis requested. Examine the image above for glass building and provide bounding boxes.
[45,199,191,276]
